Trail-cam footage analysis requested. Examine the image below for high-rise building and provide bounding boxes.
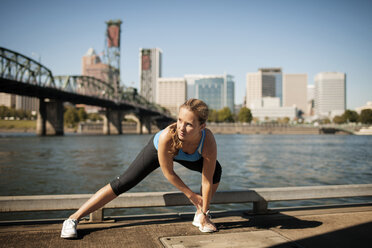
[0,93,15,108]
[139,48,162,103]
[283,74,307,115]
[246,68,282,108]
[82,48,113,82]
[186,74,235,113]
[260,68,282,104]
[246,71,262,109]
[307,85,315,116]
[0,93,38,113]
[314,72,346,117]
[156,78,186,116]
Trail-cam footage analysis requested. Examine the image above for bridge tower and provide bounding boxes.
[104,19,122,98]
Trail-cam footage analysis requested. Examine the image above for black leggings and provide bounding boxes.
[110,135,222,196]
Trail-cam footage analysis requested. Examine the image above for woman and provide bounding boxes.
[61,99,222,238]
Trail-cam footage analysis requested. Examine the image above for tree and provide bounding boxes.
[218,107,234,122]
[88,113,103,122]
[0,106,10,118]
[342,110,359,123]
[78,108,88,122]
[64,107,79,127]
[208,109,219,122]
[237,107,252,123]
[333,115,346,124]
[359,109,372,124]
[322,118,331,124]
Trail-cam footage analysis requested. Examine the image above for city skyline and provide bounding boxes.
[0,0,371,109]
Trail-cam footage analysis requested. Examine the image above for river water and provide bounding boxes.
[0,133,371,220]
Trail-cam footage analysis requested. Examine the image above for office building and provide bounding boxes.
[185,74,235,113]
[307,85,315,116]
[81,48,116,112]
[0,93,38,113]
[246,68,282,108]
[0,93,15,108]
[82,48,118,85]
[314,72,346,117]
[156,78,186,116]
[250,97,297,121]
[283,74,307,115]
[139,48,162,103]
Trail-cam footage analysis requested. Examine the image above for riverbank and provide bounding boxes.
[0,120,364,135]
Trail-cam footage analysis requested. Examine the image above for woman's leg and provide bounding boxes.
[69,136,160,221]
[69,184,117,220]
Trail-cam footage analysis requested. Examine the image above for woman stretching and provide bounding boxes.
[61,99,222,238]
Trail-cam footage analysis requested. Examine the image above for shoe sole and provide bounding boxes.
[61,233,77,239]
[199,226,215,233]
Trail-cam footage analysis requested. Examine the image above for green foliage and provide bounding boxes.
[237,107,252,123]
[208,108,235,123]
[342,110,359,123]
[0,105,33,119]
[78,108,88,121]
[322,118,331,124]
[64,107,80,127]
[208,109,219,122]
[218,107,234,122]
[88,113,103,122]
[333,115,346,124]
[359,109,372,124]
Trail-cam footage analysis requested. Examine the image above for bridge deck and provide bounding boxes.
[1,204,371,248]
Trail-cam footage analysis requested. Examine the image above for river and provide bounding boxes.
[0,133,371,220]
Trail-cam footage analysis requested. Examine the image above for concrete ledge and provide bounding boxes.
[1,184,371,213]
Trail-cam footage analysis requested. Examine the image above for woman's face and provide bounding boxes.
[177,107,205,142]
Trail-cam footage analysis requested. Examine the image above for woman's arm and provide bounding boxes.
[201,129,217,214]
[157,129,202,208]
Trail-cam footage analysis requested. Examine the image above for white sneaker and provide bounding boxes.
[61,219,78,238]
[192,210,211,227]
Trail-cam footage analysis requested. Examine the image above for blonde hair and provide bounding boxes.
[169,99,209,156]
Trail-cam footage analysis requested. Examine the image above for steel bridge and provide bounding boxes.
[0,47,174,135]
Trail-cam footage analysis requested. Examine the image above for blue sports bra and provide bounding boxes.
[153,129,206,162]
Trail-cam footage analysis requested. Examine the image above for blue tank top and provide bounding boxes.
[153,129,206,162]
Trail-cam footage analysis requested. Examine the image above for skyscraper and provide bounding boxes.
[139,48,162,103]
[186,74,235,112]
[260,68,282,104]
[314,72,346,117]
[81,48,118,113]
[246,68,282,108]
[283,74,307,115]
[156,78,186,116]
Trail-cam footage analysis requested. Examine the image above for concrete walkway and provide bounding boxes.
[0,204,371,248]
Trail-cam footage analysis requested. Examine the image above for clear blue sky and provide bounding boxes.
[1,0,371,109]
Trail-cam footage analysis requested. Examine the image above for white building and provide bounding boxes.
[250,97,297,121]
[139,48,162,103]
[156,78,186,116]
[355,101,372,114]
[283,74,307,115]
[314,72,346,117]
[307,85,315,116]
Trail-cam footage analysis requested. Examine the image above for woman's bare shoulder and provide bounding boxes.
[159,123,176,145]
[202,128,217,156]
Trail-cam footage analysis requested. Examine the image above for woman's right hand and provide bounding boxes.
[189,192,203,210]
